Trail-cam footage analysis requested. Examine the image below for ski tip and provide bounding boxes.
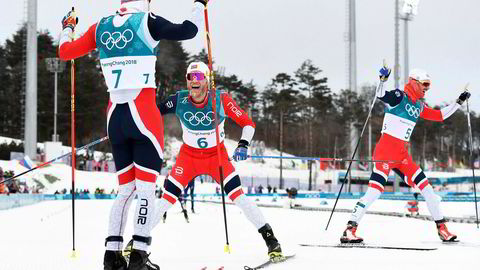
[300,243,437,251]
[244,253,295,270]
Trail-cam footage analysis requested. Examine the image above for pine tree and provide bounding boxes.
[155,40,190,99]
[3,26,27,139]
[0,44,11,136]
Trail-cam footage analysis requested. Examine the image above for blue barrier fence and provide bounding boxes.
[242,192,478,202]
[44,194,117,200]
[429,177,478,185]
[336,171,478,185]
[1,191,477,211]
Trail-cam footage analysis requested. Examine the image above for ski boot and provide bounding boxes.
[104,236,128,270]
[340,221,363,243]
[259,223,284,262]
[436,220,457,242]
[104,250,127,270]
[128,249,160,270]
[124,235,160,270]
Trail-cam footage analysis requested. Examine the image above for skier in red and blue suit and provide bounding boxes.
[58,0,207,269]
[341,65,470,244]
[152,61,284,262]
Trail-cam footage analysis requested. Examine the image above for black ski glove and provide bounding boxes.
[195,0,208,6]
[233,140,249,162]
[61,9,78,31]
[456,91,471,105]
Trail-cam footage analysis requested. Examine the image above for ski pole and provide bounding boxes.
[464,84,479,228]
[70,5,77,257]
[203,1,231,253]
[325,66,387,231]
[0,136,109,185]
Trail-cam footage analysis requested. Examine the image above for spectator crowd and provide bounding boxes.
[0,166,42,194]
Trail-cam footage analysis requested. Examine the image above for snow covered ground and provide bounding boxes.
[0,197,479,270]
[1,135,479,269]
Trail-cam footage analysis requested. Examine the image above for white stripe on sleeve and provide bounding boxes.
[440,103,460,120]
[240,125,255,145]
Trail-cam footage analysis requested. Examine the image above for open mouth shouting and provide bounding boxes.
[191,82,201,89]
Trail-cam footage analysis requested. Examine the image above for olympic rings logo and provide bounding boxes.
[405,104,420,118]
[183,111,214,126]
[100,29,134,50]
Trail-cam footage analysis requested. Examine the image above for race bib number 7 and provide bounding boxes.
[100,56,156,91]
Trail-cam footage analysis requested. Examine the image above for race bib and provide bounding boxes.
[100,55,157,91]
[381,113,416,141]
[181,120,225,149]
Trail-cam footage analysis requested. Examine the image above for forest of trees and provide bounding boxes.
[0,27,478,170]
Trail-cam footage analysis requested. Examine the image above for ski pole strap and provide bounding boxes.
[132,235,152,246]
[105,236,124,246]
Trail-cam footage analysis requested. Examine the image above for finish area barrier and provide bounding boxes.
[0,192,477,210]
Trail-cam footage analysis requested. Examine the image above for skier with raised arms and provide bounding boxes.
[341,66,470,244]
[58,0,206,269]
[153,61,284,262]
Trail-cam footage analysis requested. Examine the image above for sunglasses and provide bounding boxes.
[415,80,430,88]
[187,72,206,81]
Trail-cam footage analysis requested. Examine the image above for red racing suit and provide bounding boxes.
[370,86,460,192]
[158,90,255,204]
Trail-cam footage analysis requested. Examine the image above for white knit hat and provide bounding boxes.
[408,68,430,82]
[186,62,211,82]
